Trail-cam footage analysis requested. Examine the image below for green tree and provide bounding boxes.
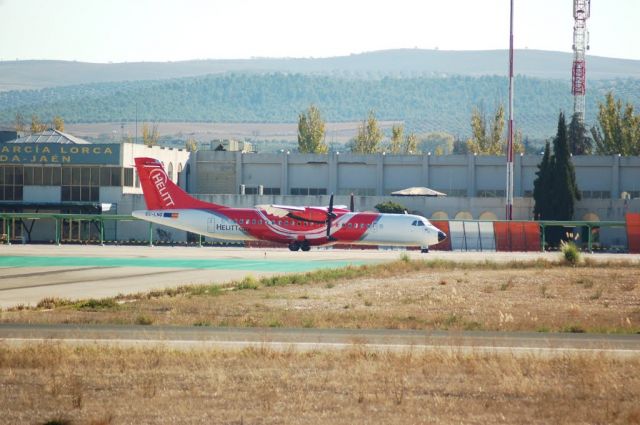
[452,138,468,154]
[52,115,64,132]
[352,110,383,154]
[591,91,640,155]
[403,133,419,154]
[30,114,46,133]
[142,123,159,146]
[374,201,407,214]
[532,141,552,220]
[185,138,198,152]
[550,112,581,221]
[466,104,505,155]
[567,113,592,155]
[513,129,525,154]
[533,113,581,246]
[420,132,454,155]
[297,105,327,154]
[389,124,404,154]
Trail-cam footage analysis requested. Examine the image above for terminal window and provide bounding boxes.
[291,188,327,196]
[244,187,280,195]
[0,166,23,201]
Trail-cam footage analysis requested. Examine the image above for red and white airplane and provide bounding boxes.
[132,157,446,252]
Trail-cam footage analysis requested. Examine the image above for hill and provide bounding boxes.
[1,73,639,139]
[1,49,640,91]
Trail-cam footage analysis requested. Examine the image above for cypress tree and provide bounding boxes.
[532,141,552,220]
[550,112,581,221]
[567,113,592,155]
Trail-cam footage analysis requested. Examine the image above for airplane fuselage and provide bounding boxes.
[131,156,447,252]
[133,208,443,248]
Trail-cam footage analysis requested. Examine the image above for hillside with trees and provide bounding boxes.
[1,73,639,140]
[2,49,639,91]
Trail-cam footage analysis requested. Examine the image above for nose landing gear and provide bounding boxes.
[421,247,430,253]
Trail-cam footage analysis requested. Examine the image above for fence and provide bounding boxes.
[1,212,639,253]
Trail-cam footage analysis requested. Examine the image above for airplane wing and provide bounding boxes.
[256,204,347,223]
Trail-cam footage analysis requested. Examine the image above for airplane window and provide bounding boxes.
[367,223,371,228]
[348,223,352,228]
[411,220,417,226]
[239,219,244,224]
[252,219,256,225]
[417,221,425,226]
[278,220,282,225]
[258,220,262,225]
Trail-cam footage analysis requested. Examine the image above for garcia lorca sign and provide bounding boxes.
[0,143,121,165]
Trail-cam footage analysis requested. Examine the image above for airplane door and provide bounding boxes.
[207,217,217,234]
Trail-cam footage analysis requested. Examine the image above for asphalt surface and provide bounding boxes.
[1,323,639,357]
[1,245,639,308]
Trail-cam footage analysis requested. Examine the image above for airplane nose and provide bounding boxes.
[438,231,447,242]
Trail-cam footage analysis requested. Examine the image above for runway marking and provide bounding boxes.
[0,266,114,280]
[0,269,186,292]
[0,255,361,272]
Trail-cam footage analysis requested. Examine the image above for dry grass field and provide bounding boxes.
[3,259,640,333]
[1,343,639,425]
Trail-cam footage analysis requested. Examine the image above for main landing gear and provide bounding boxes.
[421,247,430,253]
[288,241,311,252]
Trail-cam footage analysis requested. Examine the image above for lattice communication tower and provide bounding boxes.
[572,0,591,122]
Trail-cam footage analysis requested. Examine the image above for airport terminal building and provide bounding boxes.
[1,131,639,248]
[0,130,189,242]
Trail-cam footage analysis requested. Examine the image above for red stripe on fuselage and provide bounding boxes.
[211,208,380,246]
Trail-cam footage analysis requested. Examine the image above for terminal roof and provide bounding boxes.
[6,129,91,145]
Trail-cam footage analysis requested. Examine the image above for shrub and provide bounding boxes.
[77,298,118,310]
[374,201,407,214]
[236,275,259,290]
[135,315,153,325]
[560,241,581,265]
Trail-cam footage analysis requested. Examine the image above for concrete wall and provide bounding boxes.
[192,151,640,207]
[122,143,190,195]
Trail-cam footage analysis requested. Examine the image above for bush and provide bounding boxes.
[135,315,153,325]
[236,275,259,290]
[374,201,407,214]
[77,298,118,310]
[561,241,581,265]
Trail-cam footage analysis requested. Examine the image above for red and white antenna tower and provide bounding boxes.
[572,0,591,122]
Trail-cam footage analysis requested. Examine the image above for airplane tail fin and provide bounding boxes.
[134,157,225,210]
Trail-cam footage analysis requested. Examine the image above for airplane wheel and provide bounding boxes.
[288,242,300,251]
[301,243,311,252]
[421,247,430,253]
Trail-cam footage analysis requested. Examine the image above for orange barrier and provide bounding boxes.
[430,220,452,251]
[626,213,640,254]
[494,222,540,252]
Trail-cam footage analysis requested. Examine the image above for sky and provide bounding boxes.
[0,0,638,63]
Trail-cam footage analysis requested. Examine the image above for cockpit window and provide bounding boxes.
[411,220,425,226]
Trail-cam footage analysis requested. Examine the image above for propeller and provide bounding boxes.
[326,193,336,240]
[350,193,355,213]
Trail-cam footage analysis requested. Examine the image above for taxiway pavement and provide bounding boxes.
[1,245,638,309]
[1,323,639,357]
